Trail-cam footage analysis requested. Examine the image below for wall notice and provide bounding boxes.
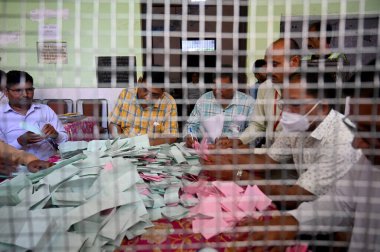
[37,42,68,64]
[39,24,61,41]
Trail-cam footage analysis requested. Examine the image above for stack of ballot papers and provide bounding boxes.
[0,135,209,251]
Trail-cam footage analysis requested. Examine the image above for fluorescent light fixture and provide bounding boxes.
[181,39,215,52]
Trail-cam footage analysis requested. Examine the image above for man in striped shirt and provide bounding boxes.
[109,72,179,146]
[184,71,255,148]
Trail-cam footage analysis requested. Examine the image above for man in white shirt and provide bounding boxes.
[0,70,68,160]
[232,68,379,252]
[202,72,361,209]
[217,38,301,148]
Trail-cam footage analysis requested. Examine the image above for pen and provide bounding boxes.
[189,127,195,141]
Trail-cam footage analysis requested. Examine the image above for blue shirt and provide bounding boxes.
[185,91,255,141]
[0,103,68,160]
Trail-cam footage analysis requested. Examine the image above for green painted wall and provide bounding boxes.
[0,0,142,88]
[1,1,379,88]
[247,0,380,85]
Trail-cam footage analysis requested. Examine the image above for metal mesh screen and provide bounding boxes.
[0,0,379,251]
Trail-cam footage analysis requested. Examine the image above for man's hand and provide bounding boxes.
[27,160,54,173]
[42,124,59,139]
[0,161,18,176]
[215,137,246,149]
[185,134,197,148]
[17,131,44,146]
[233,215,299,252]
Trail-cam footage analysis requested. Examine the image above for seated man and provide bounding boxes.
[217,38,301,149]
[0,141,52,175]
[0,71,68,161]
[184,71,255,148]
[202,71,362,209]
[109,71,179,146]
[233,69,379,252]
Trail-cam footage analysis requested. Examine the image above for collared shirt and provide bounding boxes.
[109,88,179,138]
[0,103,68,161]
[268,109,362,196]
[185,90,255,140]
[288,156,380,252]
[239,80,283,147]
[0,141,38,166]
[0,92,8,105]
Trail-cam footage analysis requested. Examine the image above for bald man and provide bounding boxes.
[217,38,301,148]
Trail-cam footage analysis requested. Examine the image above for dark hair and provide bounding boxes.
[142,71,165,84]
[212,65,233,82]
[289,71,337,101]
[254,59,267,69]
[344,59,379,98]
[6,70,33,88]
[309,21,333,45]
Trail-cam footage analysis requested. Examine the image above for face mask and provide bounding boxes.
[280,101,321,132]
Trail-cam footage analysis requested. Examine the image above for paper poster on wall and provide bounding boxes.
[37,42,68,64]
[30,9,69,21]
[39,24,61,41]
[0,32,20,47]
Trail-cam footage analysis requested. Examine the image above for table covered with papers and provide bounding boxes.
[0,135,307,251]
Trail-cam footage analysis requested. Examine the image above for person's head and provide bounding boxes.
[0,70,6,92]
[137,71,165,109]
[344,61,380,165]
[308,21,333,52]
[5,70,34,109]
[191,72,199,84]
[280,71,336,132]
[264,38,301,84]
[212,70,234,100]
[253,59,267,83]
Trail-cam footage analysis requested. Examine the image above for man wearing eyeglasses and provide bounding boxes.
[109,71,179,146]
[0,70,68,160]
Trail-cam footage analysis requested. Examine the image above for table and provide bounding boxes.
[62,116,99,141]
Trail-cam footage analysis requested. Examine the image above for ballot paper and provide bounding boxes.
[27,153,86,183]
[170,146,187,164]
[0,174,32,206]
[201,114,224,142]
[20,121,42,135]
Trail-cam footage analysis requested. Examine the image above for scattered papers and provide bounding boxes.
[186,181,272,239]
[0,135,273,250]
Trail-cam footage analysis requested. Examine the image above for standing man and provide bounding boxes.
[249,59,267,100]
[184,71,255,148]
[217,38,301,148]
[0,71,68,160]
[109,71,179,146]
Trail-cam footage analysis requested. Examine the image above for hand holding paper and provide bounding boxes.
[201,114,224,142]
[42,124,59,139]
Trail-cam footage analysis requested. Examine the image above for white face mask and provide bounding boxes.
[280,101,321,132]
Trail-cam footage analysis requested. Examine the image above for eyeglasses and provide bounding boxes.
[7,87,35,94]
